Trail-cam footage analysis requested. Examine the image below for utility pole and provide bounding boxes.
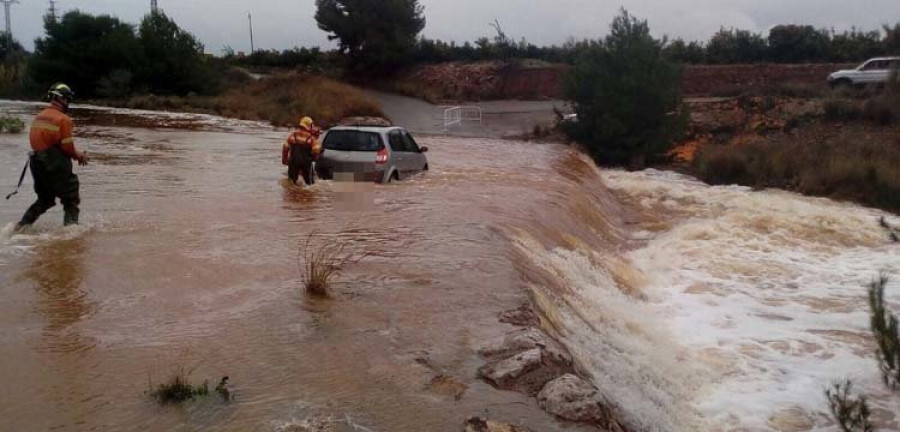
[248,12,254,53]
[1,0,18,39]
[48,0,57,22]
[150,0,157,15]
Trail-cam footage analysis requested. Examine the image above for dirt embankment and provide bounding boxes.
[390,62,565,103]
[99,73,384,128]
[393,61,854,102]
[681,63,855,96]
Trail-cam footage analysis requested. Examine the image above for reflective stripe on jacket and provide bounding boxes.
[30,104,77,159]
[283,129,322,156]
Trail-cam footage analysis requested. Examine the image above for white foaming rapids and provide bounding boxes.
[514,234,708,431]
[600,169,900,431]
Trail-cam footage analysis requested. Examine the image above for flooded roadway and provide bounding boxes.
[0,101,898,431]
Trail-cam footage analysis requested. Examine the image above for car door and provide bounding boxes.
[387,130,407,177]
[872,60,891,84]
[860,60,887,84]
[402,131,426,174]
[888,60,900,83]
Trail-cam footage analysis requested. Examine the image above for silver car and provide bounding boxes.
[828,57,900,88]
[316,126,429,183]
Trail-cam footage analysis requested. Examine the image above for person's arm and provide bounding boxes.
[60,117,88,165]
[311,137,323,157]
[282,134,293,165]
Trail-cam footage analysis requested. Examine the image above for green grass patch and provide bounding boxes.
[148,366,210,404]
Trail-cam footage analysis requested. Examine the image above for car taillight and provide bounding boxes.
[375,147,388,165]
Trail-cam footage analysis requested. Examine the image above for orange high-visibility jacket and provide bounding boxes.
[30,104,78,159]
[282,129,322,165]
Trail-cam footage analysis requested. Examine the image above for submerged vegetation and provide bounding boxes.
[148,366,209,404]
[825,380,875,432]
[299,232,368,297]
[821,274,897,431]
[869,274,900,390]
[880,217,899,242]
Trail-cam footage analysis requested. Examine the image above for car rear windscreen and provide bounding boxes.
[323,131,383,152]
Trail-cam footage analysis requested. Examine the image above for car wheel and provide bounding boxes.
[423,164,429,171]
[389,171,399,183]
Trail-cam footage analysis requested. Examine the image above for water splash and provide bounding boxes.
[605,169,900,431]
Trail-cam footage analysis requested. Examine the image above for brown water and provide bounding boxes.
[0,102,620,431]
[1,101,898,432]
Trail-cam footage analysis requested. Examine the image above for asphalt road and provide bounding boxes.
[367,90,568,138]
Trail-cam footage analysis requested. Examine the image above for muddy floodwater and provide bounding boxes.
[1,101,898,431]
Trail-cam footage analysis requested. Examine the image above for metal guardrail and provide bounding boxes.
[443,106,482,132]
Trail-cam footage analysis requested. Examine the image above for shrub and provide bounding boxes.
[148,366,209,404]
[862,97,897,126]
[298,232,368,297]
[825,380,874,432]
[824,99,863,122]
[561,9,685,168]
[0,115,24,133]
[692,125,900,212]
[869,274,900,390]
[218,73,384,127]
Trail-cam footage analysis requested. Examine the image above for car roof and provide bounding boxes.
[327,125,404,133]
[866,57,900,61]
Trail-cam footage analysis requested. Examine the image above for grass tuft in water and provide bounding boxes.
[879,217,899,243]
[869,273,900,391]
[298,232,369,297]
[825,380,874,432]
[0,115,24,133]
[148,366,209,404]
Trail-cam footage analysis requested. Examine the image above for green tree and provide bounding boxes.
[768,25,830,63]
[138,11,216,95]
[885,23,900,54]
[0,33,26,63]
[829,28,884,62]
[315,0,425,76]
[706,28,767,64]
[663,38,705,63]
[28,11,143,98]
[561,9,686,167]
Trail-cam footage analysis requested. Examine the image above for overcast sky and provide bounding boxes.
[10,0,900,54]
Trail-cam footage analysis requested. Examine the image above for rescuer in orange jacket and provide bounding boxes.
[15,83,89,230]
[282,116,322,185]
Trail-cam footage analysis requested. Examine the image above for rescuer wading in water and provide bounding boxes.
[15,83,89,231]
[282,116,322,186]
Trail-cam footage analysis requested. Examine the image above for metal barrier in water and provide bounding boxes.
[443,106,482,132]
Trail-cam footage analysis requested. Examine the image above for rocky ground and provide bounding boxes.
[671,95,825,162]
[473,304,629,432]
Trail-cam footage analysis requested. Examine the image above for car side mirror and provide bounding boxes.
[419,146,429,153]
